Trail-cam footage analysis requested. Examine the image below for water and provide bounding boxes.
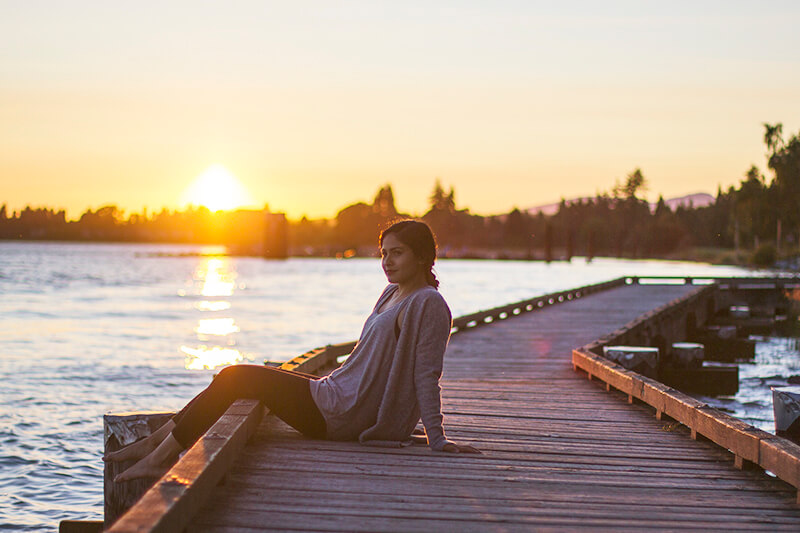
[0,241,790,530]
[697,336,800,432]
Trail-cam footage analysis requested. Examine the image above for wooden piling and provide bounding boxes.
[103,411,174,527]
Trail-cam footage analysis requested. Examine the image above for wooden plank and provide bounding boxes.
[216,469,799,508]
[107,399,263,532]
[246,444,738,473]
[195,500,800,529]
[58,520,104,533]
[213,481,800,514]
[195,495,800,528]
[192,506,798,532]
[197,486,800,520]
[224,457,784,492]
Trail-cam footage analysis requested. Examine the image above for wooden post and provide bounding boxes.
[670,342,704,368]
[602,345,659,379]
[103,411,175,527]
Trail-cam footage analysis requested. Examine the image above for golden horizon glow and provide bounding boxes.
[180,165,254,212]
[2,4,799,219]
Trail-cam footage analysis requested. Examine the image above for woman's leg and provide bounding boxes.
[107,366,322,464]
[115,364,326,482]
[169,366,319,429]
[170,364,326,449]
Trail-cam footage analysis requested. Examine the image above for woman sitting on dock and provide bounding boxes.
[108,219,479,482]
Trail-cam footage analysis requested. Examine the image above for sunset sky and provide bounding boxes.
[2,1,799,220]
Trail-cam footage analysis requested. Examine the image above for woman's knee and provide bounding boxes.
[213,364,275,397]
[213,364,254,390]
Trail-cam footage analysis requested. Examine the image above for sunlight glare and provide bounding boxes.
[195,300,232,312]
[180,164,254,212]
[182,346,244,370]
[198,258,236,297]
[195,318,240,337]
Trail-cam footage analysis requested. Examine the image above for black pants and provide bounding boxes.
[171,364,327,448]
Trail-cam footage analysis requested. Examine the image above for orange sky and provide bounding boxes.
[2,2,799,220]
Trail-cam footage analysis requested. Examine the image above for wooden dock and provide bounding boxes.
[108,280,800,531]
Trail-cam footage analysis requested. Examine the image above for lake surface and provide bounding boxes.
[0,241,794,530]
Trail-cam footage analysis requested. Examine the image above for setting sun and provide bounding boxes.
[180,165,254,212]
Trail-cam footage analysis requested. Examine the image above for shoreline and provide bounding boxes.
[3,238,790,270]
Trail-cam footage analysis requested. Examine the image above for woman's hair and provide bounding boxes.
[379,219,439,289]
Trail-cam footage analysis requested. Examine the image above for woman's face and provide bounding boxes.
[381,233,424,286]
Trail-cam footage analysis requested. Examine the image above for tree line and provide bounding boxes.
[2,123,797,265]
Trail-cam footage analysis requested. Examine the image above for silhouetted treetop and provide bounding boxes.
[429,179,455,213]
[613,168,648,201]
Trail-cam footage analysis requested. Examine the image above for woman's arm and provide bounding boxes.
[411,295,479,453]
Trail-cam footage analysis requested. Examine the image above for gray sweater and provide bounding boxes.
[309,284,453,450]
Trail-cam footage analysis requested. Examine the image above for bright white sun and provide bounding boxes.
[180,164,254,212]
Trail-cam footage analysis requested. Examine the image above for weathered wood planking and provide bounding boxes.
[185,282,800,531]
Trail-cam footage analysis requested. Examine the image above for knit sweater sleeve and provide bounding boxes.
[411,292,453,451]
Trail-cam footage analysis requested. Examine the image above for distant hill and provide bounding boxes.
[660,192,715,211]
[525,192,715,216]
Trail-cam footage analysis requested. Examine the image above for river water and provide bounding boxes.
[0,241,795,530]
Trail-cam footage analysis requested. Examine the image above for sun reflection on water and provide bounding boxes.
[199,257,236,297]
[195,301,231,312]
[196,318,240,337]
[182,346,244,370]
[181,256,245,370]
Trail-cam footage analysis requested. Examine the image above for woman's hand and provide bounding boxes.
[441,442,481,454]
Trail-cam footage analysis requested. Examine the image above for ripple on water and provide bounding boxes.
[698,335,800,433]
[0,455,37,468]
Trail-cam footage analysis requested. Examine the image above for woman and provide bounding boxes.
[108,219,479,482]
